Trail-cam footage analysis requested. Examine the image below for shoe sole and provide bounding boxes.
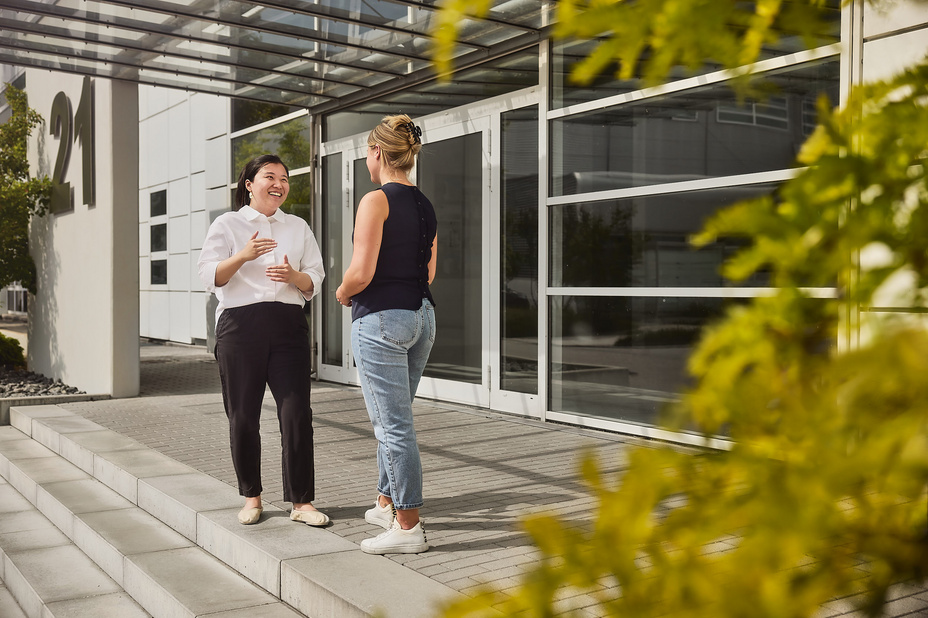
[360,542,429,555]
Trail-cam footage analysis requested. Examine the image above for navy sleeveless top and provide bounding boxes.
[351,183,437,322]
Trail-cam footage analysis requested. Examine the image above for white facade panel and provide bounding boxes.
[146,112,170,187]
[190,209,207,251]
[190,291,208,341]
[168,102,191,182]
[139,221,151,257]
[190,95,208,174]
[190,171,206,213]
[862,28,928,82]
[148,290,170,340]
[203,95,229,140]
[863,0,928,38]
[169,290,191,343]
[169,252,190,292]
[205,137,229,189]
[168,176,190,218]
[168,215,189,256]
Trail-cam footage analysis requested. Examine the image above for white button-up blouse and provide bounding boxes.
[197,205,325,324]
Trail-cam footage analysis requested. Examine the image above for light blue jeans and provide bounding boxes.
[352,299,435,510]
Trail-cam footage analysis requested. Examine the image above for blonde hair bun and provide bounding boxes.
[368,114,422,172]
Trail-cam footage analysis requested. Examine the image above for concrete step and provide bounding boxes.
[1,404,460,618]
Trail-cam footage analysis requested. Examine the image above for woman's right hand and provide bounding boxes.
[239,231,277,262]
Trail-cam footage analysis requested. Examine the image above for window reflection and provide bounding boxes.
[550,60,839,196]
[550,1,841,109]
[549,295,738,427]
[322,154,343,367]
[501,106,539,394]
[231,116,313,180]
[550,185,776,288]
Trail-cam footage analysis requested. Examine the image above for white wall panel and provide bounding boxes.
[190,171,206,213]
[863,28,928,82]
[147,112,170,187]
[168,102,191,181]
[169,290,191,343]
[864,0,928,38]
[148,290,170,340]
[203,95,228,140]
[168,215,189,256]
[205,137,229,189]
[190,209,207,251]
[168,176,190,217]
[190,95,207,174]
[139,289,150,338]
[139,222,151,257]
[190,291,208,341]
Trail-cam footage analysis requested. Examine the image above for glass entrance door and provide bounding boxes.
[414,119,491,406]
[317,96,542,415]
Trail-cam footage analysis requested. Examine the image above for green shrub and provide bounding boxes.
[0,332,26,369]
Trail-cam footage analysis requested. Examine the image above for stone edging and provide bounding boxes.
[0,394,111,425]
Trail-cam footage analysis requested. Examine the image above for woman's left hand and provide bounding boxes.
[335,285,352,307]
[266,255,299,285]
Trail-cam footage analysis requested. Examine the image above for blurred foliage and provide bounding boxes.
[0,84,52,294]
[0,332,25,369]
[436,1,928,617]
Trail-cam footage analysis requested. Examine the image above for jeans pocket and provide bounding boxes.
[424,302,436,343]
[378,309,418,346]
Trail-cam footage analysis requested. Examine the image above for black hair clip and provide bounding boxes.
[404,122,422,144]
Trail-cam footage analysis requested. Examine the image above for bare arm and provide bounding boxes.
[336,190,389,306]
[428,233,437,284]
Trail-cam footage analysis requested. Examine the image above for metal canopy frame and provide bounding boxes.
[1,0,550,112]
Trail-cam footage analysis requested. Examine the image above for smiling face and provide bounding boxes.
[245,163,289,216]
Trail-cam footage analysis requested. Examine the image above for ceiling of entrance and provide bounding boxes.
[0,0,549,112]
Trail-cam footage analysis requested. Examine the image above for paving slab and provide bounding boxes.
[281,550,463,618]
[43,591,150,618]
[0,435,57,480]
[138,472,242,541]
[30,415,105,454]
[124,546,280,617]
[209,603,305,618]
[35,477,135,539]
[0,583,26,618]
[197,506,358,595]
[73,507,195,585]
[58,429,142,475]
[2,545,122,618]
[94,447,194,503]
[6,457,90,505]
[9,405,73,436]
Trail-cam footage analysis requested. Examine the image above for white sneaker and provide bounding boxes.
[364,499,395,530]
[360,520,429,555]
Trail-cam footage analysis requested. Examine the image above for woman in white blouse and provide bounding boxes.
[197,154,328,527]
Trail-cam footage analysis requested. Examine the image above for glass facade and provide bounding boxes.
[550,59,840,197]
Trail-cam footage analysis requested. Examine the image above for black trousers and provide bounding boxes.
[215,302,315,503]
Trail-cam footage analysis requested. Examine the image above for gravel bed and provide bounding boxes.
[0,366,86,397]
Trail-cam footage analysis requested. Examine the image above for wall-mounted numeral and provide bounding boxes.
[49,76,95,214]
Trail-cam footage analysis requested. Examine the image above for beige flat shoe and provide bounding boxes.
[290,508,330,527]
[238,506,263,525]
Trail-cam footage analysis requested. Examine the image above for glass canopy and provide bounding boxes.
[0,0,550,111]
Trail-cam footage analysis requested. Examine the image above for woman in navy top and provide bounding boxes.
[336,115,437,554]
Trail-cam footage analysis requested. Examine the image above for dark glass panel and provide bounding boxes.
[549,295,738,426]
[550,185,776,288]
[322,153,343,367]
[550,59,839,196]
[150,223,167,253]
[151,259,167,285]
[150,189,167,217]
[500,106,539,394]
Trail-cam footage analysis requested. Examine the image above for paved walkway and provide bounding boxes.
[7,339,928,616]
